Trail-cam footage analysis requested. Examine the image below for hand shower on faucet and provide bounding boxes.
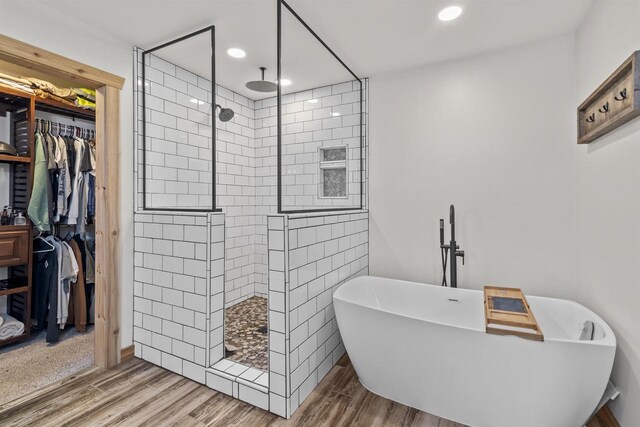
[439,205,465,287]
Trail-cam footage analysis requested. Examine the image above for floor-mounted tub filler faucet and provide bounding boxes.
[440,205,465,287]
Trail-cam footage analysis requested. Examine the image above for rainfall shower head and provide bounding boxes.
[216,104,235,122]
[246,67,277,93]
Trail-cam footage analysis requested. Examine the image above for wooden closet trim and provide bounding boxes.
[0,35,124,369]
[0,35,125,89]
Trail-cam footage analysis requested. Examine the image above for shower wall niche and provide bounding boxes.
[132,0,369,418]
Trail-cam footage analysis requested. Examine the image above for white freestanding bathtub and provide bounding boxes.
[333,276,616,427]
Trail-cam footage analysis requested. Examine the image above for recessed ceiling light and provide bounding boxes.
[307,99,319,104]
[278,78,292,87]
[227,48,246,58]
[438,5,462,21]
[331,112,341,117]
[190,98,205,105]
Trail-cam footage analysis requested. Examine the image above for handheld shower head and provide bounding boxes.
[216,104,235,122]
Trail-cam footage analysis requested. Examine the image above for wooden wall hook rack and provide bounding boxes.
[578,51,640,144]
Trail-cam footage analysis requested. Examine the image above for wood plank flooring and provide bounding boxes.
[0,355,611,427]
[0,355,463,426]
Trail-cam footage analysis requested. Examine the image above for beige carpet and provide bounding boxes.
[0,327,94,406]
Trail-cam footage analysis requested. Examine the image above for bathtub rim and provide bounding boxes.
[334,275,616,347]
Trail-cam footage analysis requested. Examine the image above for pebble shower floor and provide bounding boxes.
[224,296,268,371]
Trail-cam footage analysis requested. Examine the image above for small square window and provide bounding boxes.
[323,168,347,197]
[322,148,346,161]
[319,146,347,199]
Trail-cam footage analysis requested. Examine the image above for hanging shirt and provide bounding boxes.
[44,237,64,326]
[27,132,51,232]
[53,135,71,222]
[32,238,59,342]
[64,136,76,182]
[87,174,96,219]
[59,241,79,329]
[44,133,57,171]
[66,138,85,225]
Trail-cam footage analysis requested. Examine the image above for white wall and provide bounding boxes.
[370,35,577,300]
[0,1,135,346]
[575,1,640,425]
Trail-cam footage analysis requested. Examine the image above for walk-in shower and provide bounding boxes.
[132,0,368,418]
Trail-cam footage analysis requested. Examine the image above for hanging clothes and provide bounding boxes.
[66,137,85,227]
[54,135,71,222]
[66,239,88,332]
[73,234,95,322]
[57,239,78,328]
[27,132,51,232]
[32,238,59,342]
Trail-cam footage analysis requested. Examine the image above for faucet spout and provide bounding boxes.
[439,204,464,288]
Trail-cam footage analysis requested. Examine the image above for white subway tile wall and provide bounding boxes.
[267,212,369,417]
[133,212,225,385]
[140,54,214,210]
[267,215,288,417]
[206,359,270,412]
[135,52,264,308]
[254,80,367,212]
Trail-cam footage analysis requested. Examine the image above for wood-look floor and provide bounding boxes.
[0,355,463,427]
[0,355,611,427]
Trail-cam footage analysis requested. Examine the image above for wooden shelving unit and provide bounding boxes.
[0,286,28,297]
[0,86,97,348]
[35,97,96,120]
[0,87,33,348]
[0,154,31,164]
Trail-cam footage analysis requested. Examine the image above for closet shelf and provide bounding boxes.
[0,224,31,231]
[0,332,29,346]
[0,154,31,164]
[0,286,28,297]
[35,98,95,120]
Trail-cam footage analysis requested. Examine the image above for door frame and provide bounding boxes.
[0,35,125,368]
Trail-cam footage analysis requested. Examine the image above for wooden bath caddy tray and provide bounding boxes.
[484,286,544,341]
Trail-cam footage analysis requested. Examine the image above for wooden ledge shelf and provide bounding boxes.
[0,224,31,231]
[0,286,28,297]
[0,332,29,346]
[0,154,30,164]
[35,97,95,120]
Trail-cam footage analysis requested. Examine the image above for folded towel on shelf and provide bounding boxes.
[0,72,33,87]
[0,315,4,328]
[0,78,34,94]
[33,89,77,107]
[22,77,76,100]
[0,314,25,340]
[74,97,96,111]
[72,88,96,102]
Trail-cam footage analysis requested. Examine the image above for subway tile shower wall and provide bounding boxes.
[135,52,263,308]
[132,212,226,384]
[133,48,370,418]
[254,81,367,212]
[141,54,214,210]
[135,50,368,309]
[267,212,369,417]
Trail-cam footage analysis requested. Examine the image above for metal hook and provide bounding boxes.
[586,113,595,123]
[598,102,609,113]
[614,88,627,101]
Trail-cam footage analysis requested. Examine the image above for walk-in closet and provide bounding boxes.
[0,67,98,404]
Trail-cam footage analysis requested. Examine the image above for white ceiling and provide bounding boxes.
[35,0,593,100]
